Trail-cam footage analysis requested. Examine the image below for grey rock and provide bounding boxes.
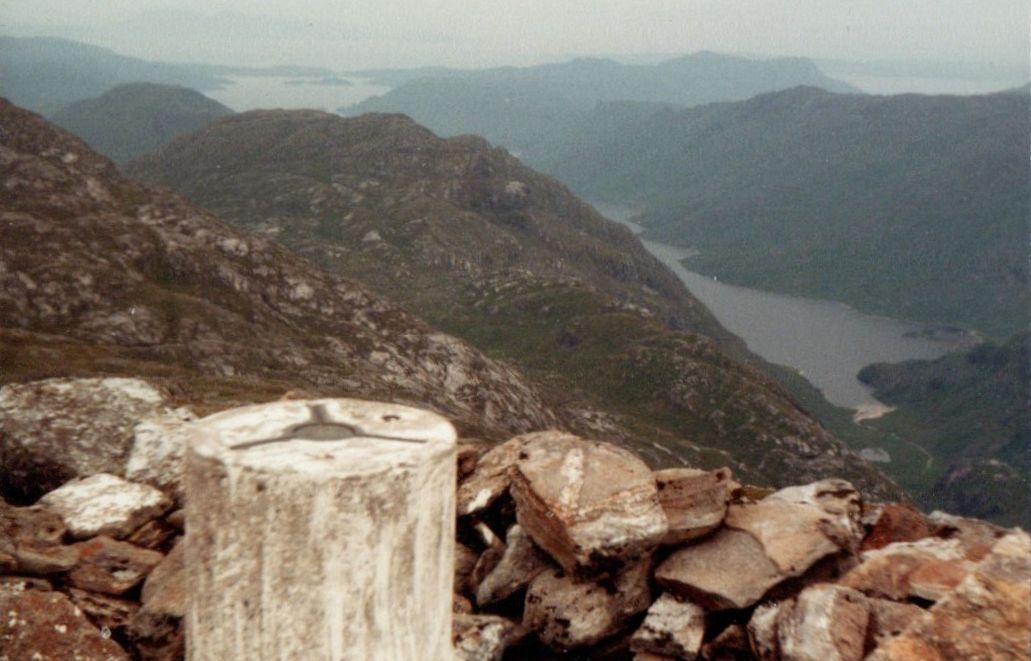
[125,408,197,503]
[0,377,177,501]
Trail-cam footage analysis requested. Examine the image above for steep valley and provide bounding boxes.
[126,108,899,497]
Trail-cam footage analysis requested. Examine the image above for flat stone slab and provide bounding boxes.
[655,528,783,610]
[40,473,172,540]
[840,537,976,602]
[508,431,667,575]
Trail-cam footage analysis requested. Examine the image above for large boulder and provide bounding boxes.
[867,530,1030,660]
[508,431,667,576]
[0,378,179,502]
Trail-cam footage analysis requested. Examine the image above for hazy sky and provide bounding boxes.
[2,0,1028,71]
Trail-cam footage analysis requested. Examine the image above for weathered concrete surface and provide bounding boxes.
[185,398,456,661]
[867,530,1031,661]
[0,377,178,502]
[508,431,667,575]
[524,559,652,650]
[630,593,706,659]
[40,473,172,540]
[653,467,731,545]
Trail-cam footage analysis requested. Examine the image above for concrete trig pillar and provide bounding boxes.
[184,398,457,660]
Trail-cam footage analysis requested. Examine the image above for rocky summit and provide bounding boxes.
[0,383,1027,660]
[127,108,898,498]
[0,97,566,458]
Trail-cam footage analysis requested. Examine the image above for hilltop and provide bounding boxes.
[0,97,564,445]
[343,52,856,162]
[128,108,898,496]
[51,83,233,165]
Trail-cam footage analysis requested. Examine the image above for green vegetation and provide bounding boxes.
[858,334,1029,525]
[51,83,233,165]
[545,86,1029,338]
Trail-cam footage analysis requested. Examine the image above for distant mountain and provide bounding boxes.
[0,36,228,116]
[859,334,1029,526]
[128,109,900,498]
[0,97,562,442]
[342,52,857,162]
[51,83,233,165]
[549,86,1029,338]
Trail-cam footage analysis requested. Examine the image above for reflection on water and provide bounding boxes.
[206,75,390,113]
[593,202,976,411]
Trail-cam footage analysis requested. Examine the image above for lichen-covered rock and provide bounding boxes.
[776,585,869,661]
[0,377,178,502]
[654,467,731,545]
[453,613,527,661]
[125,409,197,503]
[523,559,652,650]
[40,473,173,540]
[867,530,1031,661]
[509,431,667,575]
[0,587,130,660]
[475,524,551,606]
[630,593,706,659]
[68,536,164,596]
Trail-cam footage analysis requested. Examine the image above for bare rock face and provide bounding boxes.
[776,585,869,661]
[125,409,198,503]
[840,537,976,602]
[0,499,78,575]
[523,560,652,650]
[764,479,863,550]
[865,598,925,650]
[68,536,164,596]
[656,528,783,610]
[654,467,731,545]
[630,593,706,659]
[475,524,551,606]
[453,613,527,661]
[39,473,173,540]
[508,431,667,576]
[861,503,931,552]
[867,530,1031,661]
[0,587,130,660]
[0,378,178,502]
